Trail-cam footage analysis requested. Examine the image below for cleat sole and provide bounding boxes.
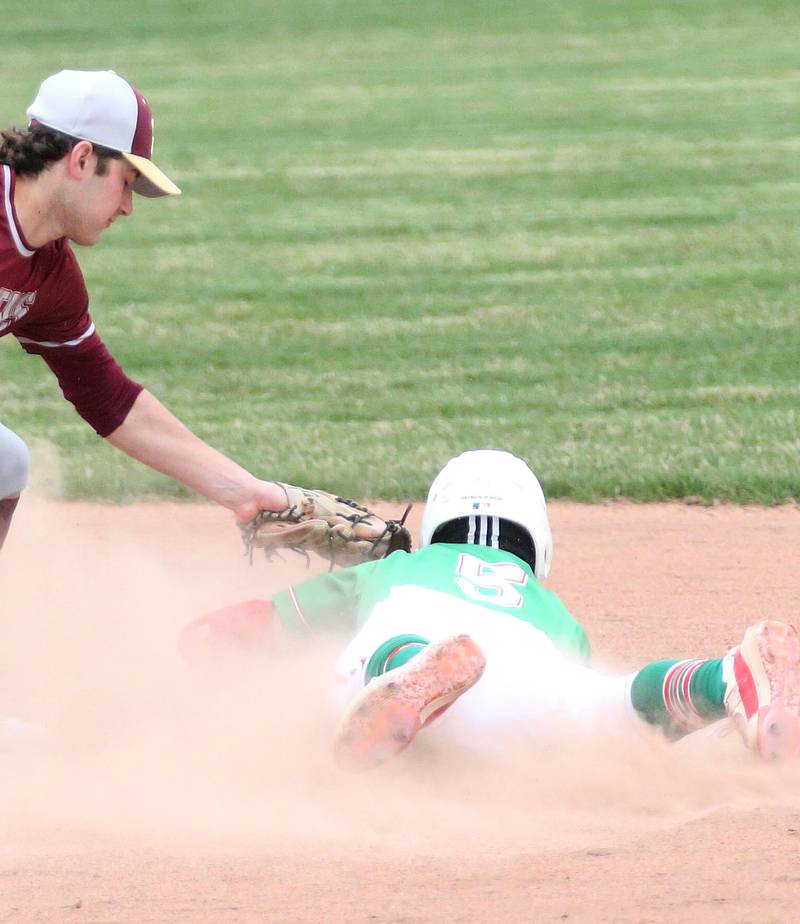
[334,634,486,771]
[733,621,800,761]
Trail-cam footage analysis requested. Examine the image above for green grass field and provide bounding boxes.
[1,0,798,502]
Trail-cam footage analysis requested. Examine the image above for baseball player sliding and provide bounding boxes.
[0,69,288,552]
[182,450,800,770]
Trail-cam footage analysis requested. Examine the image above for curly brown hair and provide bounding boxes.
[0,123,122,178]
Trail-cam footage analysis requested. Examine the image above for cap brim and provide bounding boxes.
[123,152,181,198]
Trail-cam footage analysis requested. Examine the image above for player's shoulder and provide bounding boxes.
[46,234,81,265]
[40,236,87,294]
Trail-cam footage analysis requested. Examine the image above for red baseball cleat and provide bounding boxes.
[725,620,800,761]
[334,634,486,771]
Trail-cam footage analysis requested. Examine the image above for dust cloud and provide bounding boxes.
[1,495,799,866]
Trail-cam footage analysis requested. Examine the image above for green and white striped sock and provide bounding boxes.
[629,657,726,737]
[364,634,430,683]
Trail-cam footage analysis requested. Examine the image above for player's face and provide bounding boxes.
[65,157,136,246]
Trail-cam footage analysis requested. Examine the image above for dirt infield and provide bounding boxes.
[1,498,799,923]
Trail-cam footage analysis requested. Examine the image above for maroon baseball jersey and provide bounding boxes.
[1,164,142,436]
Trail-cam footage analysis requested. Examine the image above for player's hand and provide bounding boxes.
[231,479,290,523]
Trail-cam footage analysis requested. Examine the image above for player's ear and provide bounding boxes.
[65,140,95,180]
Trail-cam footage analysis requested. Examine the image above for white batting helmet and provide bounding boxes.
[419,449,553,579]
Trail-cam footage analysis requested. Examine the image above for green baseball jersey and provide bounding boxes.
[272,543,590,664]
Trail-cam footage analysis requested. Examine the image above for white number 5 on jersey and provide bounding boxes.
[454,552,527,608]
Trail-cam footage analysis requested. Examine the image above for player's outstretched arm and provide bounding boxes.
[105,388,285,520]
[179,599,281,660]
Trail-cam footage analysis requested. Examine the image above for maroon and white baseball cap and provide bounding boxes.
[26,69,181,198]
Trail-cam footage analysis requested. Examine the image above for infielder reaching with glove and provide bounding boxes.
[0,69,287,551]
[182,450,800,770]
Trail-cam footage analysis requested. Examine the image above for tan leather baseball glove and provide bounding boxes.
[239,482,412,568]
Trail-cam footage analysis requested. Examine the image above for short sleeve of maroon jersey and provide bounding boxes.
[37,337,143,437]
[11,243,142,437]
